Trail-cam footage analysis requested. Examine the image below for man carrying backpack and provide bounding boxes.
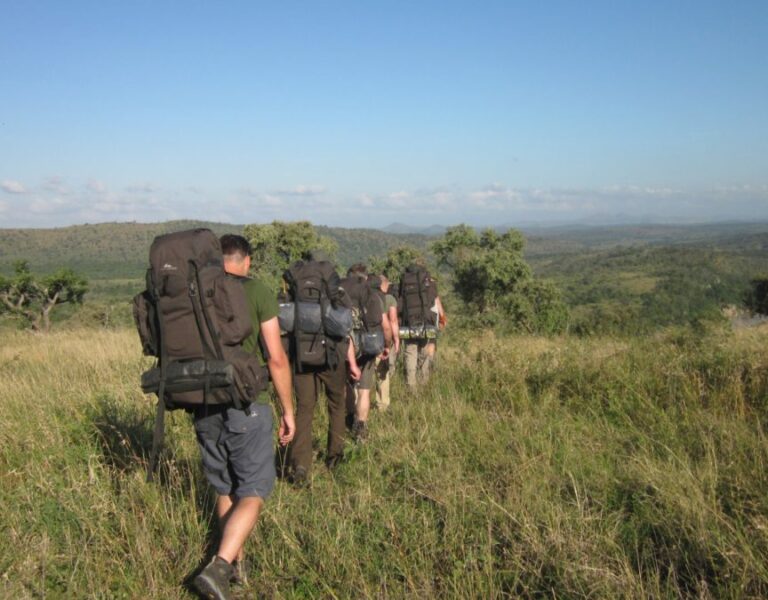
[283,250,361,486]
[399,262,444,388]
[341,265,393,441]
[191,234,295,599]
[375,274,400,411]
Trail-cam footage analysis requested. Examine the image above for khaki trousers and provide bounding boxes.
[375,353,396,410]
[403,339,435,388]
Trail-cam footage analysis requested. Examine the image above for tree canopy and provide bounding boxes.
[243,221,338,291]
[369,245,426,280]
[431,226,568,334]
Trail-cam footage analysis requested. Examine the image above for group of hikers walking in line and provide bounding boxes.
[133,229,445,599]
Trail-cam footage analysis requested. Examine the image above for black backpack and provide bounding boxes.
[132,228,269,480]
[283,259,348,371]
[399,265,438,328]
[341,273,385,357]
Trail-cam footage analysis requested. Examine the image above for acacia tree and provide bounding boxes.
[243,221,338,291]
[0,261,88,332]
[431,225,568,334]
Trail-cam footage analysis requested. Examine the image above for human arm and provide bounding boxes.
[260,317,295,446]
[387,305,400,354]
[380,310,392,360]
[346,337,361,381]
[434,295,446,329]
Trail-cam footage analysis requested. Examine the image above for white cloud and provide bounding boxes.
[86,180,107,193]
[2,176,767,228]
[273,184,327,197]
[125,183,158,194]
[43,176,70,195]
[1,180,26,194]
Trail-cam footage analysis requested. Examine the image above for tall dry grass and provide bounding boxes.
[1,326,767,598]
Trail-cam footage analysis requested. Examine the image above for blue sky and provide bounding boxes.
[1,1,767,228]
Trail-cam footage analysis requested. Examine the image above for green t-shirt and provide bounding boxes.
[384,293,397,313]
[241,277,279,362]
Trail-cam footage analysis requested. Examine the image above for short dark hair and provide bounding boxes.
[347,263,367,276]
[220,234,251,260]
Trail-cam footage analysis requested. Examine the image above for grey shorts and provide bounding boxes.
[358,357,377,390]
[193,404,276,499]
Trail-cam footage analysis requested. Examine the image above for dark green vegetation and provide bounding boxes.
[434,225,568,334]
[745,276,768,316]
[1,220,767,334]
[525,224,768,334]
[2,327,768,597]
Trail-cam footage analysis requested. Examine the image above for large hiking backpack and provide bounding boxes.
[399,265,438,332]
[283,259,352,371]
[132,228,269,480]
[341,273,385,358]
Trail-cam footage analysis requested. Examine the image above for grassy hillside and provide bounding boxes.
[0,220,244,280]
[2,326,767,597]
[0,221,432,297]
[527,229,768,334]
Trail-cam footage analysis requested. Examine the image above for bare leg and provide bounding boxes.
[356,388,371,423]
[216,496,264,563]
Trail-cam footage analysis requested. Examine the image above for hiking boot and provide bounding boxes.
[290,466,309,488]
[325,454,343,471]
[192,556,233,600]
[352,420,368,443]
[230,557,250,587]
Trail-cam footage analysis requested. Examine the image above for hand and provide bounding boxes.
[349,362,361,382]
[439,313,447,330]
[278,412,295,446]
[380,347,390,361]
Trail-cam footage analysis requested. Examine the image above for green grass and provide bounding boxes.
[1,326,768,597]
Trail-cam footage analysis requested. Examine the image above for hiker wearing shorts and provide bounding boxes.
[375,275,400,411]
[342,267,393,441]
[192,234,295,600]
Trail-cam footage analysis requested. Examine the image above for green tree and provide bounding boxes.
[0,260,88,332]
[745,276,768,315]
[243,221,338,291]
[369,245,425,280]
[431,225,568,333]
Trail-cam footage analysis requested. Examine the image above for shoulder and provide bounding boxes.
[243,277,276,308]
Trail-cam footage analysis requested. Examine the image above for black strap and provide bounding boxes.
[146,270,169,482]
[146,385,165,483]
[192,261,242,409]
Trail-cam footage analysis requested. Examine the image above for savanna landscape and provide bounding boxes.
[1,220,767,598]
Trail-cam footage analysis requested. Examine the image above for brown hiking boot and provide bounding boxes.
[192,556,233,600]
[290,466,309,488]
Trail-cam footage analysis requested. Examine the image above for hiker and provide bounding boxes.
[375,274,400,411]
[190,234,295,598]
[283,250,361,486]
[341,265,393,441]
[399,262,444,388]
